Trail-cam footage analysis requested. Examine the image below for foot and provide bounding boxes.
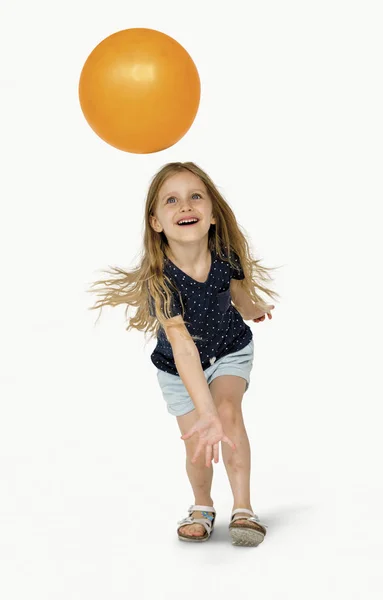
[179,503,215,538]
[231,509,264,532]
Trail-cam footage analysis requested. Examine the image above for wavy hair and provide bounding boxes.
[87,161,282,343]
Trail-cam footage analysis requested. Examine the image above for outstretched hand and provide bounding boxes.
[180,411,236,467]
[252,304,275,323]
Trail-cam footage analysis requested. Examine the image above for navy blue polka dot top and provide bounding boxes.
[148,247,253,376]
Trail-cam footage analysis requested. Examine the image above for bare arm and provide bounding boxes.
[164,317,217,415]
[230,279,269,320]
[164,315,236,466]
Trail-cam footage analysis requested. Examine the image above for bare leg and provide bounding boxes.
[209,375,260,530]
[220,409,261,528]
[221,409,253,511]
[176,409,215,537]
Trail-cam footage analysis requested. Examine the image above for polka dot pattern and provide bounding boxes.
[149,247,253,376]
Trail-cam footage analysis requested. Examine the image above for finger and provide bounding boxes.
[205,444,212,468]
[213,442,219,463]
[223,436,236,451]
[181,429,194,440]
[191,445,202,464]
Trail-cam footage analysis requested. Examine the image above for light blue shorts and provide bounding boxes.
[156,339,254,417]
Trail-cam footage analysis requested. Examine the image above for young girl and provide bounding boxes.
[88,161,280,547]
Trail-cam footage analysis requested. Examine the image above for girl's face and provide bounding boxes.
[150,171,216,242]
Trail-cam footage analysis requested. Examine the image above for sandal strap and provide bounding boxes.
[189,504,216,514]
[177,505,216,535]
[232,508,254,517]
[177,516,214,534]
[231,508,268,528]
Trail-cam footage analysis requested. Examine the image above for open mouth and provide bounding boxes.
[177,218,200,227]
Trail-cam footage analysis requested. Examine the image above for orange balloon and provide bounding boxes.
[78,28,201,154]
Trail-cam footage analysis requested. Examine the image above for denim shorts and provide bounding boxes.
[156,339,254,417]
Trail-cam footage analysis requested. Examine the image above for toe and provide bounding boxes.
[179,510,214,537]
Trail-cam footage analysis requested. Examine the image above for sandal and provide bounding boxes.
[177,504,216,543]
[229,508,268,546]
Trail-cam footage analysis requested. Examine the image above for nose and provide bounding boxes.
[178,207,194,216]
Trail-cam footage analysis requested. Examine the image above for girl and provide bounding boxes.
[88,162,280,546]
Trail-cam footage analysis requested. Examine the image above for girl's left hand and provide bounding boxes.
[251,304,275,323]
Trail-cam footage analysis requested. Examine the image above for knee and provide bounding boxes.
[216,398,243,430]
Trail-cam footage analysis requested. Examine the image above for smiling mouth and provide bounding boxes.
[177,219,200,227]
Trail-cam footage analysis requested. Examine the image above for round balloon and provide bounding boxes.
[78,28,201,154]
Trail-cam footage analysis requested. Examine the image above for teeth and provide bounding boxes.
[178,219,198,225]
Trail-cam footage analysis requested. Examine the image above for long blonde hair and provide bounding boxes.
[87,161,281,343]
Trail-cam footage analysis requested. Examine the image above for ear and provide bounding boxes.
[150,214,163,232]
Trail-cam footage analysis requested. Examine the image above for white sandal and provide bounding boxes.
[229,508,268,546]
[177,504,216,542]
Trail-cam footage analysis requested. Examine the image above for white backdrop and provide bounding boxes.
[1,0,382,598]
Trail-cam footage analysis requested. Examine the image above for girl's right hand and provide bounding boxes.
[180,411,237,467]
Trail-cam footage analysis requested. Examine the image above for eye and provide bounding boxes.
[166,193,202,204]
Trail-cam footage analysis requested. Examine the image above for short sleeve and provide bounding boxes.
[229,250,245,280]
[148,281,183,318]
